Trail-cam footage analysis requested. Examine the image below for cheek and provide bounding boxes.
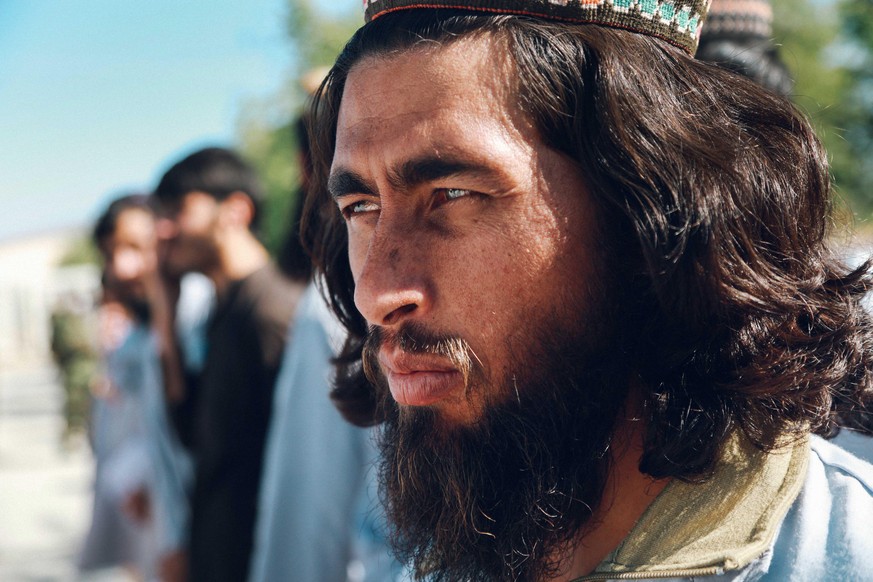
[346,228,369,284]
[456,227,572,337]
[177,207,214,237]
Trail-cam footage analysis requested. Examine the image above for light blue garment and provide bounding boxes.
[348,450,414,582]
[249,284,403,582]
[99,275,211,555]
[79,320,154,573]
[831,429,873,465]
[759,436,873,581]
[596,436,873,581]
[175,273,214,372]
[115,325,194,554]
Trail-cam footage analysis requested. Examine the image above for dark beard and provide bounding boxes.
[364,311,630,581]
[127,297,151,324]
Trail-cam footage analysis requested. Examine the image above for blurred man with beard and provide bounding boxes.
[302,2,873,581]
[152,147,303,582]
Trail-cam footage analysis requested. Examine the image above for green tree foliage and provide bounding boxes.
[237,0,360,254]
[772,0,856,212]
[238,108,301,254]
[286,0,361,71]
[59,233,100,267]
[772,0,873,219]
[50,308,98,439]
[839,0,873,212]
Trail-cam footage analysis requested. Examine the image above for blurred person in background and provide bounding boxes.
[698,0,873,463]
[83,194,209,581]
[696,0,793,97]
[77,269,152,580]
[249,77,404,581]
[153,147,303,582]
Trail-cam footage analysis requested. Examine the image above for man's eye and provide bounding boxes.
[435,188,474,204]
[341,200,380,219]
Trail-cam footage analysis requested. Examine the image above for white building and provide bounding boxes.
[0,229,99,375]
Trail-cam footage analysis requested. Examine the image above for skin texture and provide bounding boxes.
[334,33,599,427]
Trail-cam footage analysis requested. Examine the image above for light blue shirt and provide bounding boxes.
[759,436,873,581]
[104,274,212,554]
[249,284,403,582]
[831,429,873,465]
[608,436,873,581]
[113,325,193,554]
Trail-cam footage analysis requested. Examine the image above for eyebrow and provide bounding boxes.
[329,155,504,200]
[328,170,377,200]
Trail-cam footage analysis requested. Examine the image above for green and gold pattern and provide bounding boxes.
[363,0,712,54]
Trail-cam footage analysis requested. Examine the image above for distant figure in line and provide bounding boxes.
[153,147,303,582]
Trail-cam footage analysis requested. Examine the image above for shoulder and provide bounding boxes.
[243,264,304,326]
[765,436,873,579]
[828,429,873,465]
[290,283,346,355]
[809,434,873,494]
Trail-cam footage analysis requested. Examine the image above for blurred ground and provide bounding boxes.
[0,367,131,582]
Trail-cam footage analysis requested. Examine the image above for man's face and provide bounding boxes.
[101,208,157,304]
[333,35,633,580]
[333,34,601,427]
[156,191,221,277]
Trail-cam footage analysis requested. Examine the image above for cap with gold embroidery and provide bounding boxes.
[363,0,713,54]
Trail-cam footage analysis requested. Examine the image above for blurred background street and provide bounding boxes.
[0,366,129,582]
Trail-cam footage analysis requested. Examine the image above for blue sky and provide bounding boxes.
[0,0,358,242]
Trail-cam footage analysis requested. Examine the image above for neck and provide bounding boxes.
[548,398,670,581]
[207,229,270,295]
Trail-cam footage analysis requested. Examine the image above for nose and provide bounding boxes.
[352,223,431,328]
[155,217,178,241]
[113,249,144,282]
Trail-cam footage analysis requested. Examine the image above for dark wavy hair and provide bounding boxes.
[153,146,264,231]
[303,10,873,480]
[93,193,152,249]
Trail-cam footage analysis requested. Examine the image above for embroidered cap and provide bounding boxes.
[363,0,713,54]
[704,0,772,38]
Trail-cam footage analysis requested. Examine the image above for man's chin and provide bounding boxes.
[163,255,195,278]
[377,368,624,582]
[115,285,146,306]
[393,391,488,430]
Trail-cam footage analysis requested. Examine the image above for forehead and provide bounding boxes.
[159,190,217,215]
[115,208,154,235]
[335,34,534,170]
[104,208,155,250]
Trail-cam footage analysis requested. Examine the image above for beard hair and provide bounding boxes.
[127,296,151,324]
[363,298,631,582]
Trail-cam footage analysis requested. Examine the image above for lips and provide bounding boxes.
[379,348,464,407]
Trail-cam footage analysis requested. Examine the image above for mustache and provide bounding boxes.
[362,322,481,390]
